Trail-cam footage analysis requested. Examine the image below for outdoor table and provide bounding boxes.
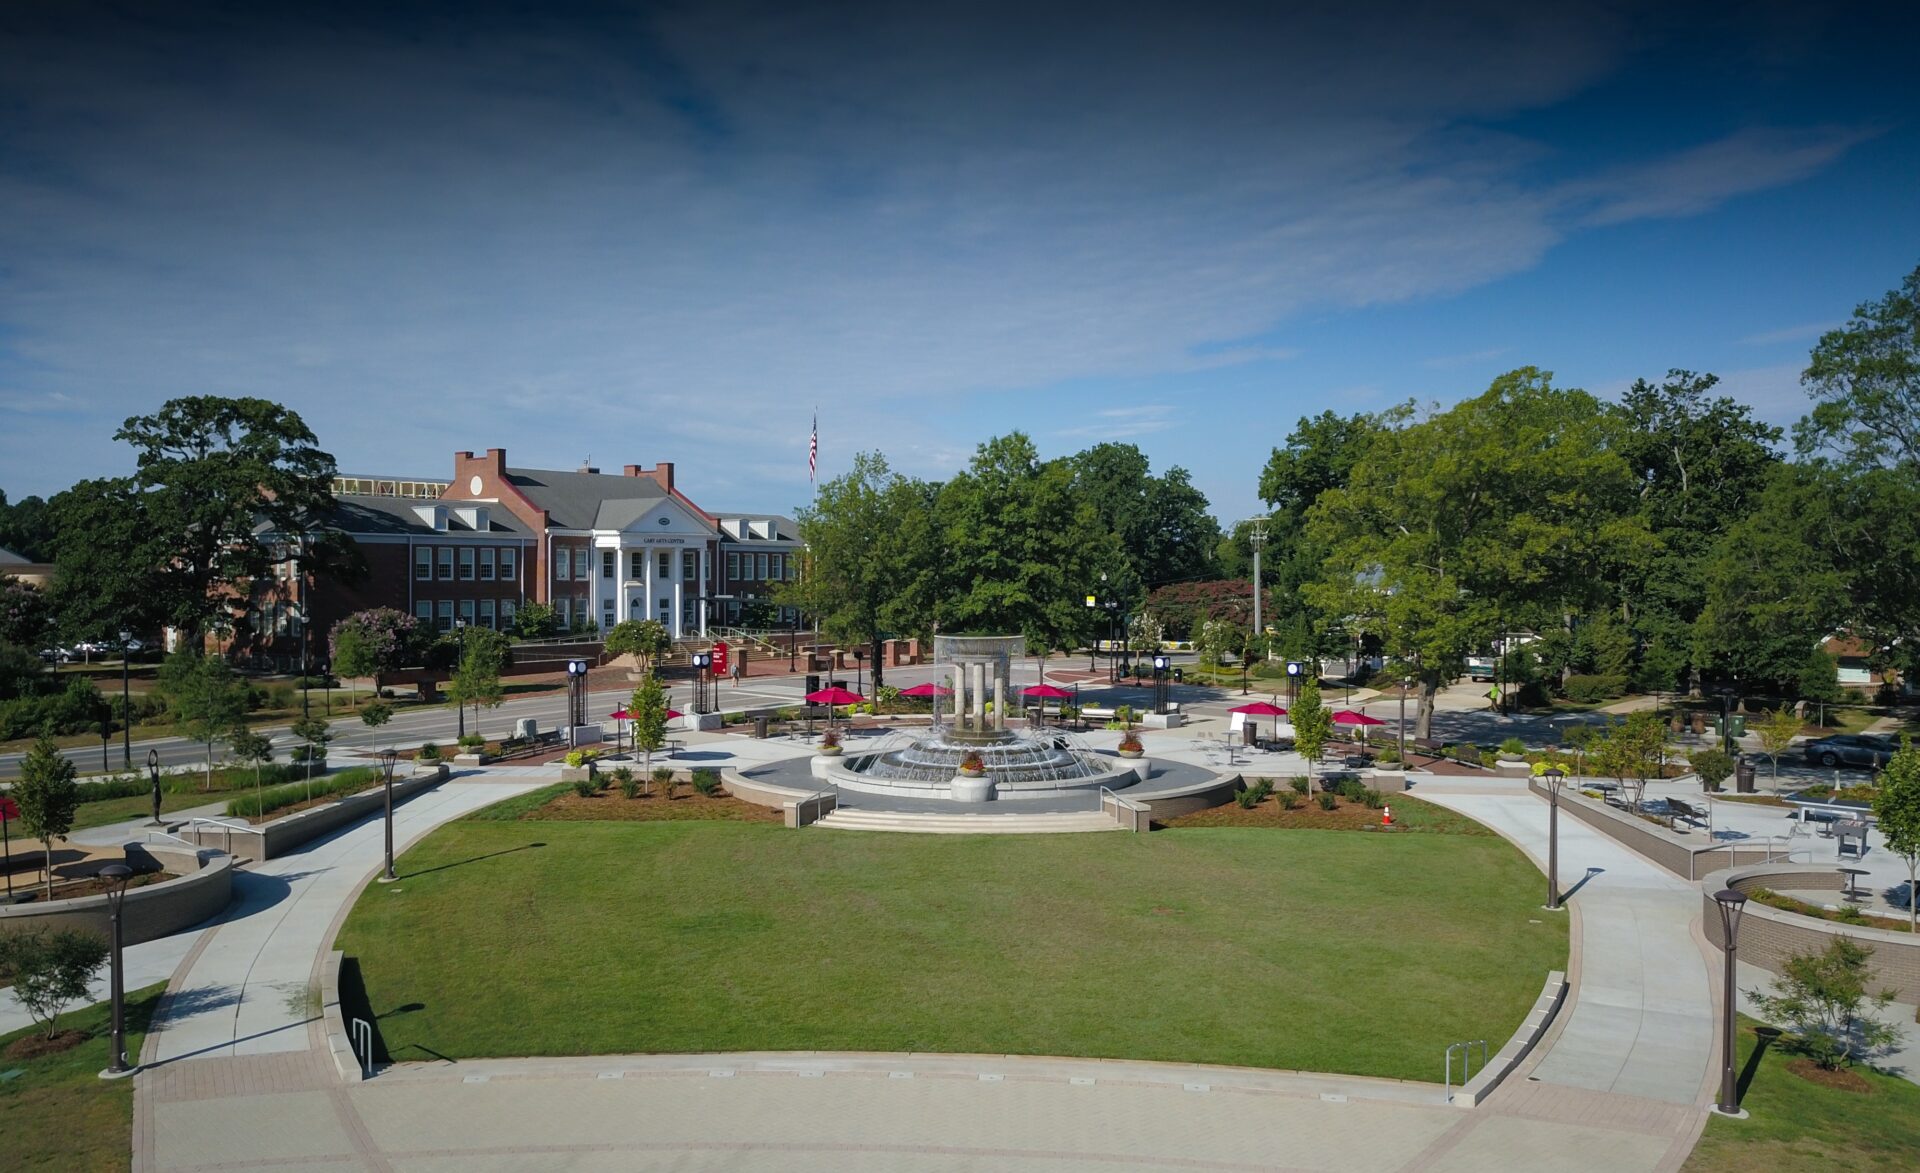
[1839,866,1871,901]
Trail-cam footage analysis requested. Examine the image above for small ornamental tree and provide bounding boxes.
[1748,937,1898,1070]
[447,628,509,739]
[629,672,670,771]
[604,619,671,678]
[1755,706,1803,782]
[1292,673,1331,777]
[1594,710,1669,809]
[360,700,393,750]
[160,651,248,789]
[1871,737,1920,933]
[228,727,275,819]
[1194,618,1238,676]
[290,715,332,802]
[14,735,79,902]
[1688,749,1736,793]
[0,928,108,1038]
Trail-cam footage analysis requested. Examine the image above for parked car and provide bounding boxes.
[1465,655,1496,682]
[1802,733,1896,769]
[38,645,73,663]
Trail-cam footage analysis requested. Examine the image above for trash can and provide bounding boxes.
[1735,759,1756,793]
[1730,715,1747,738]
[753,715,770,739]
[1243,722,1258,747]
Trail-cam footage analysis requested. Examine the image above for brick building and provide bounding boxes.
[232,451,803,665]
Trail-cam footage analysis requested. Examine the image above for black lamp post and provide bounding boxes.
[98,862,135,1079]
[119,629,132,769]
[1716,686,1737,756]
[1399,675,1411,762]
[1544,766,1565,910]
[1712,888,1750,1117]
[147,748,163,826]
[377,749,399,884]
[453,618,467,740]
[1085,587,1099,672]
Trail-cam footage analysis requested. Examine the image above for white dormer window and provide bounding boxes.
[412,504,449,530]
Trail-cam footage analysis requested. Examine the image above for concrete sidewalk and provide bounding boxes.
[1414,779,1714,1107]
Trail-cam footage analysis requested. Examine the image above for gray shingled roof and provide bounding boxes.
[717,514,801,542]
[505,467,670,530]
[0,547,29,565]
[301,495,533,537]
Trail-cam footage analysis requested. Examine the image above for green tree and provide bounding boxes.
[0,574,53,648]
[511,601,558,639]
[1193,618,1238,676]
[1871,737,1920,933]
[1799,261,1920,472]
[629,672,670,771]
[778,452,938,688]
[1748,937,1898,1070]
[1306,370,1644,736]
[935,434,1111,654]
[45,477,171,643]
[0,929,108,1038]
[0,489,56,562]
[14,735,79,902]
[1593,711,1669,809]
[290,715,332,801]
[360,700,394,750]
[603,619,671,678]
[1800,647,1843,707]
[1688,749,1736,793]
[1252,409,1391,642]
[328,624,376,708]
[73,397,357,646]
[228,727,276,818]
[1069,443,1219,591]
[447,628,509,739]
[159,652,248,789]
[1291,673,1331,778]
[1754,706,1804,782]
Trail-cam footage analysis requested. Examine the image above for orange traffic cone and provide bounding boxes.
[1381,805,1393,827]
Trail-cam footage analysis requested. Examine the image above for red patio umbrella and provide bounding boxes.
[1332,710,1385,725]
[1230,701,1288,716]
[897,683,951,697]
[1021,684,1073,699]
[805,686,864,730]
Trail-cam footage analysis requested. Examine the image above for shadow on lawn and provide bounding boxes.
[1738,1026,1781,1100]
[399,841,545,880]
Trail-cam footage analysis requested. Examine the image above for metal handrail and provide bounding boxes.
[1445,1039,1489,1102]
[180,816,264,856]
[1098,786,1147,832]
[142,830,199,850]
[796,789,836,826]
[349,1017,374,1077]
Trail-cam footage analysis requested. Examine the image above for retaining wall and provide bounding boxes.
[0,844,232,946]
[180,765,449,860]
[724,771,838,827]
[1701,863,1920,1003]
[1526,778,1780,880]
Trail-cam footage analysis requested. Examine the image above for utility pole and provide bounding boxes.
[1244,517,1269,650]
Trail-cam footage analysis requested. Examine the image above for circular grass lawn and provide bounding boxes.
[336,796,1565,1082]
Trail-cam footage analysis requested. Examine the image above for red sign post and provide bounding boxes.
[711,641,730,676]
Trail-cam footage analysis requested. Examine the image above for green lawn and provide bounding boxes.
[337,802,1566,1081]
[1684,1018,1920,1172]
[0,983,165,1172]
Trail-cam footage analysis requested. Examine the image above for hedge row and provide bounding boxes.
[224,767,379,820]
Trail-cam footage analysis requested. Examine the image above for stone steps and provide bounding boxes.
[814,807,1122,835]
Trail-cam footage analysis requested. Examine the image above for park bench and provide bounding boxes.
[1081,705,1119,722]
[1665,798,1709,831]
[1410,737,1445,762]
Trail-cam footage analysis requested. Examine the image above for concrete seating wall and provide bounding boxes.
[181,764,450,860]
[1701,862,1920,1003]
[1526,777,1780,880]
[0,843,233,946]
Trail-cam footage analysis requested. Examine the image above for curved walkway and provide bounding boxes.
[127,771,1715,1173]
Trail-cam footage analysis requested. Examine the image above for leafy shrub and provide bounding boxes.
[609,766,638,798]
[1278,790,1300,810]
[1337,778,1367,801]
[1376,744,1400,764]
[1499,737,1526,756]
[691,768,722,797]
[1562,674,1628,703]
[658,771,679,799]
[1688,749,1736,790]
[563,751,586,768]
[651,766,673,787]
[268,684,296,710]
[1289,776,1310,795]
[820,728,841,750]
[1118,732,1143,753]
[1479,750,1498,768]
[0,678,108,739]
[458,733,485,750]
[1249,778,1274,801]
[224,767,378,819]
[1361,789,1385,810]
[1234,785,1262,809]
[1315,792,1337,811]
[571,778,598,798]
[418,743,442,762]
[289,746,327,765]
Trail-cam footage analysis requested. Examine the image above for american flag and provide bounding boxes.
[809,411,817,482]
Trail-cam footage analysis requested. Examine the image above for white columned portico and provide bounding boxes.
[697,546,708,637]
[671,552,684,640]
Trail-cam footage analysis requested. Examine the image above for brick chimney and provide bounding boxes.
[449,449,509,498]
[623,462,674,492]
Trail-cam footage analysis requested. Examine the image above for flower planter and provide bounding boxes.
[1117,748,1144,759]
[816,745,844,757]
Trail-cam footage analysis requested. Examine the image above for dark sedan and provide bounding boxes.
[1803,733,1896,769]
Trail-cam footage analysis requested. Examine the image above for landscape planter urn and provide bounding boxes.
[1117,747,1144,759]
[816,744,844,758]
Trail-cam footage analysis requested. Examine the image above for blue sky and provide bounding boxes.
[1,1,1916,523]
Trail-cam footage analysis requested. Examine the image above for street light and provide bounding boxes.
[1399,675,1411,763]
[1543,767,1565,910]
[1716,686,1737,756]
[1085,587,1099,672]
[1712,888,1750,1117]
[119,629,132,769]
[377,749,399,884]
[97,863,135,1079]
[453,618,468,740]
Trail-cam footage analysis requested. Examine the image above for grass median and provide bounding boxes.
[0,983,165,1172]
[337,795,1565,1080]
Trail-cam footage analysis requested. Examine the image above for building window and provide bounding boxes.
[757,553,769,580]
[436,600,454,632]
[555,548,570,580]
[602,596,615,629]
[555,597,570,628]
[478,599,495,629]
[602,549,615,580]
[630,551,644,580]
[658,552,671,579]
[500,599,516,629]
[574,548,591,580]
[500,547,516,580]
[479,548,496,581]
[727,552,740,581]
[769,553,783,581]
[415,547,432,581]
[787,556,799,580]
[458,547,475,580]
[438,547,454,580]
[682,551,698,582]
[415,600,432,625]
[459,599,475,627]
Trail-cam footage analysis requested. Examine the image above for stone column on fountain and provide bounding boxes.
[993,673,1006,731]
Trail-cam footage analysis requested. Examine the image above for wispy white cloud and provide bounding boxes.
[1061,404,1178,440]
[1421,347,1510,369]
[1740,321,1840,346]
[1561,125,1876,227]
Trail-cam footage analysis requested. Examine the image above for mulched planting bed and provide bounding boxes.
[12,869,167,904]
[1787,1058,1873,1094]
[234,788,383,825]
[1165,791,1493,834]
[528,790,784,823]
[3,1028,88,1060]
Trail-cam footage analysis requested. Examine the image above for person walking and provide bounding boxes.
[731,655,745,687]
